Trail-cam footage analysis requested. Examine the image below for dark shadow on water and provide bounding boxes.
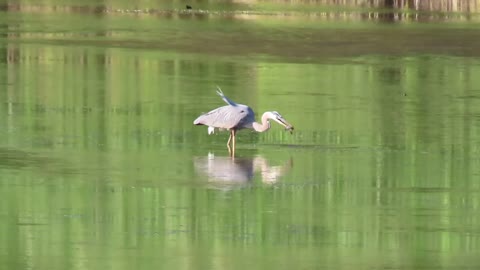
[0,147,78,177]
[193,153,292,189]
[0,147,50,169]
[266,144,359,150]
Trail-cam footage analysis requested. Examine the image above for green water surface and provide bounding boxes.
[1,1,480,270]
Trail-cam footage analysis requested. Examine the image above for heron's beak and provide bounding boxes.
[274,116,294,133]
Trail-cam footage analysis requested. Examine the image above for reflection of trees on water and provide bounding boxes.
[1,0,478,13]
[363,0,478,21]
[382,0,476,12]
[240,0,478,12]
[1,0,479,24]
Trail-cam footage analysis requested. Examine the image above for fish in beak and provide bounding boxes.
[271,111,294,134]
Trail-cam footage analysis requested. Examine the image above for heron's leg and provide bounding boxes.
[227,130,233,146]
[232,129,237,152]
[229,130,236,157]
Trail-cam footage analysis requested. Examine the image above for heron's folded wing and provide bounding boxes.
[194,105,250,129]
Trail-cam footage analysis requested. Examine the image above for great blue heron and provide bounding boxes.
[193,87,294,153]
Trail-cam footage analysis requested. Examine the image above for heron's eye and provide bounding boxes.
[240,110,245,113]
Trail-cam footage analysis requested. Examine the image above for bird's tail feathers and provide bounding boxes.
[216,86,224,97]
[215,86,237,106]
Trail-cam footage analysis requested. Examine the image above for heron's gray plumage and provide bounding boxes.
[194,89,255,130]
[194,105,255,130]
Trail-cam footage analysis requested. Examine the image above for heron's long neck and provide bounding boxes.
[252,113,271,132]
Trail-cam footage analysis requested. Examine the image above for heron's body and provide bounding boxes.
[194,104,255,131]
[194,88,293,154]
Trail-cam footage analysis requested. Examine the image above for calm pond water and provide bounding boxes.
[1,1,480,270]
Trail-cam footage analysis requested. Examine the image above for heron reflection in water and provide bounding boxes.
[194,87,294,155]
[193,153,292,188]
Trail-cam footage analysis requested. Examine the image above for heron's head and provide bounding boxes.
[266,111,294,132]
